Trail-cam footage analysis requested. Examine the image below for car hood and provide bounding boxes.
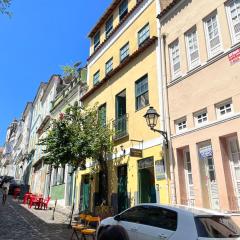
[100,217,115,225]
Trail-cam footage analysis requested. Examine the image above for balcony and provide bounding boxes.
[112,114,128,141]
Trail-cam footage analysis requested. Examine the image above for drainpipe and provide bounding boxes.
[160,32,177,205]
[155,0,169,204]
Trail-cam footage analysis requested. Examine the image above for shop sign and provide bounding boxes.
[228,48,240,64]
[155,160,165,180]
[130,148,143,158]
[199,145,213,160]
[138,157,153,169]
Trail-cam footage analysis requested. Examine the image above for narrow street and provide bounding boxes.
[0,196,72,240]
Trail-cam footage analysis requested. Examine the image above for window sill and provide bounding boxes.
[135,103,150,112]
[207,51,224,62]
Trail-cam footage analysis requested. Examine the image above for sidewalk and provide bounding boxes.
[0,196,72,240]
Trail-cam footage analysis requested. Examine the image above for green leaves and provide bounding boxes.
[39,104,113,172]
[0,0,12,16]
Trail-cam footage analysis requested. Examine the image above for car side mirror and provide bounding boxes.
[114,214,121,221]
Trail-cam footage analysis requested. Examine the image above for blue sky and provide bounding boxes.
[0,0,112,145]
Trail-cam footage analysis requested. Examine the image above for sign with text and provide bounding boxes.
[228,48,240,64]
[130,148,143,158]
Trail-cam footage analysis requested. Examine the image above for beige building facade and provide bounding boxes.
[159,0,240,212]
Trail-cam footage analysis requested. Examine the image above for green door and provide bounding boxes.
[82,183,90,211]
[139,168,156,203]
[118,165,128,213]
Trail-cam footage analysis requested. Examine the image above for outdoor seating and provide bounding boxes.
[23,192,32,204]
[70,214,91,240]
[81,216,101,240]
[28,195,43,209]
[41,196,51,210]
[13,187,21,199]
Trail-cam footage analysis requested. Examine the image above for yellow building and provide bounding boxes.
[78,0,171,214]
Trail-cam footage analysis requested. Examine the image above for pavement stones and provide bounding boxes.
[0,195,74,240]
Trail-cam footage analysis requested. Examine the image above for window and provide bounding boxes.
[185,27,200,69]
[105,15,113,38]
[105,57,113,75]
[204,12,222,58]
[226,0,240,44]
[195,216,240,238]
[98,104,106,126]
[169,40,181,79]
[93,70,100,85]
[135,74,149,110]
[119,0,128,21]
[175,118,187,133]
[94,31,100,50]
[120,42,129,62]
[194,110,208,125]
[138,23,150,46]
[119,206,177,231]
[216,100,233,117]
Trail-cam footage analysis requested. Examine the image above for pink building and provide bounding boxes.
[159,0,240,213]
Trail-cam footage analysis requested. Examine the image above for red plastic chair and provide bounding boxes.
[23,192,32,204]
[29,195,41,209]
[41,196,51,210]
[13,188,21,199]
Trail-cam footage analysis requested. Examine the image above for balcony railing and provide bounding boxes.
[113,114,128,141]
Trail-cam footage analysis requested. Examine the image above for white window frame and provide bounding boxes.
[169,39,181,80]
[175,117,187,133]
[216,99,233,118]
[203,11,223,59]
[225,0,240,45]
[194,109,208,126]
[185,27,200,70]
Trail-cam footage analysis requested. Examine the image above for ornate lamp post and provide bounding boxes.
[143,107,168,148]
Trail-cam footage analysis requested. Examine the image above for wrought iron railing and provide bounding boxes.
[112,114,128,141]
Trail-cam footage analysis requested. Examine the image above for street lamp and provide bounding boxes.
[144,106,168,148]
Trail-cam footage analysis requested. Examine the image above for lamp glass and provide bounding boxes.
[144,107,159,129]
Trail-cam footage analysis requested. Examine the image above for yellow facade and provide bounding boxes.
[78,0,170,213]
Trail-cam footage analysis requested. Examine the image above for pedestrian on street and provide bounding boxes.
[98,225,129,240]
[2,181,10,205]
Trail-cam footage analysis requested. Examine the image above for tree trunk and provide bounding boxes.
[99,154,108,205]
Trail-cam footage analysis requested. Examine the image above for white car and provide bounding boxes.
[96,204,240,239]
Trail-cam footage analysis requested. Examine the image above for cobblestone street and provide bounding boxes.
[0,196,73,240]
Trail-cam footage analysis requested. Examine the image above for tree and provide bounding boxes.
[0,0,12,15]
[40,103,113,204]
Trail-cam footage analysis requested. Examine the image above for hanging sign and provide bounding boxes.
[130,148,143,158]
[228,48,240,64]
[199,145,213,160]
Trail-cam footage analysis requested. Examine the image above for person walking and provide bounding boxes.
[2,181,10,205]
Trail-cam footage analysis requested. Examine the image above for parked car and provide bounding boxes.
[8,179,24,195]
[97,204,240,240]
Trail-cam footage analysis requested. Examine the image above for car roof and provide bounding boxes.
[136,203,230,217]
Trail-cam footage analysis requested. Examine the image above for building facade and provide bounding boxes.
[79,0,170,214]
[160,0,240,212]
[49,68,87,207]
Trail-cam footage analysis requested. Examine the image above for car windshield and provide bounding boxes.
[195,216,240,238]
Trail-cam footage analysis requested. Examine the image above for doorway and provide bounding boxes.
[117,165,128,213]
[227,136,240,209]
[198,142,219,209]
[80,175,90,212]
[183,149,195,206]
[138,157,156,204]
[115,90,127,139]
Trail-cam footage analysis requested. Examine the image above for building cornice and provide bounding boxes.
[87,0,145,62]
[81,36,157,101]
